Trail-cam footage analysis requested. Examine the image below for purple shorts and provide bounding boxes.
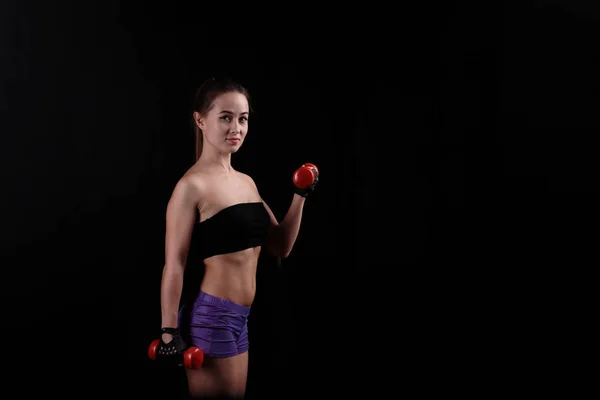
[178,291,251,359]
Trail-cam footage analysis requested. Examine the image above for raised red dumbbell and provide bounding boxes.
[293,163,319,189]
[148,339,204,369]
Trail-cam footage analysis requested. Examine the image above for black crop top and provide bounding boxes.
[191,202,271,260]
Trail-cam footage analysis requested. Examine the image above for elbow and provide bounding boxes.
[162,260,186,279]
[280,245,293,259]
[280,250,291,259]
[164,254,187,271]
[267,231,294,258]
[268,243,292,259]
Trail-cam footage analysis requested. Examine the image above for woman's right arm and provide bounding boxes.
[160,177,199,340]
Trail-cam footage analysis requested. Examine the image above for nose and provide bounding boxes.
[229,120,242,134]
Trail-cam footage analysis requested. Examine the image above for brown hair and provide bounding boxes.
[191,77,252,161]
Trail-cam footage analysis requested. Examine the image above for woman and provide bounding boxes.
[156,77,318,399]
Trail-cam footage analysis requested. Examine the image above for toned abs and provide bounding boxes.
[186,168,265,307]
[200,247,262,307]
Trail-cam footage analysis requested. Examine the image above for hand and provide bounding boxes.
[161,332,174,344]
[148,328,204,369]
[157,327,187,362]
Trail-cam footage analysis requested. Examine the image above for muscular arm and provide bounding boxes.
[160,177,199,328]
[262,194,305,259]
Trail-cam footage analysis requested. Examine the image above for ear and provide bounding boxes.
[193,111,205,130]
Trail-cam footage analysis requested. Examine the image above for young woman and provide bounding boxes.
[156,77,318,399]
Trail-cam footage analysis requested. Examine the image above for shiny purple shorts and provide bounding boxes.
[178,291,251,359]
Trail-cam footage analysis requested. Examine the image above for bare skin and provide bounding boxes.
[160,91,306,399]
[176,167,276,399]
[193,167,270,307]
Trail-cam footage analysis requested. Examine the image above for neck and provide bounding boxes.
[197,149,234,173]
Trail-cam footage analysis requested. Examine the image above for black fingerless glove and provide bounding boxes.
[157,327,187,362]
[294,172,319,198]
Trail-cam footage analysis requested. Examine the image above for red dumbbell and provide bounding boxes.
[293,163,319,189]
[148,339,205,369]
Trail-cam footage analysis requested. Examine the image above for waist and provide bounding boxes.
[193,290,251,316]
[200,248,260,306]
[196,236,266,261]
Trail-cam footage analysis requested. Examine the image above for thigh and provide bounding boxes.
[188,304,244,359]
[212,351,249,399]
[235,322,249,355]
[186,363,222,399]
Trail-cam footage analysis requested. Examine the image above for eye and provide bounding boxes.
[219,116,231,121]
[240,116,248,122]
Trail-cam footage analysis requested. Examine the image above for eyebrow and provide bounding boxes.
[219,110,249,115]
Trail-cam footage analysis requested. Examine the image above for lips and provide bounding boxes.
[227,138,240,143]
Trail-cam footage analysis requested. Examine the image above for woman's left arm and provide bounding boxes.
[261,194,305,258]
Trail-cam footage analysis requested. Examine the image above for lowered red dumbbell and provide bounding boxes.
[148,339,204,369]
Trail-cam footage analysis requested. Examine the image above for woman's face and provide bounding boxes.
[196,91,249,154]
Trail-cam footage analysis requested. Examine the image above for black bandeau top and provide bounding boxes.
[191,202,270,260]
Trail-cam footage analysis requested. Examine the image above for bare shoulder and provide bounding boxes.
[238,171,257,186]
[238,171,261,192]
[181,168,207,188]
[170,171,205,205]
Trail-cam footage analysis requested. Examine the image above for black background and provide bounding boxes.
[1,1,596,398]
